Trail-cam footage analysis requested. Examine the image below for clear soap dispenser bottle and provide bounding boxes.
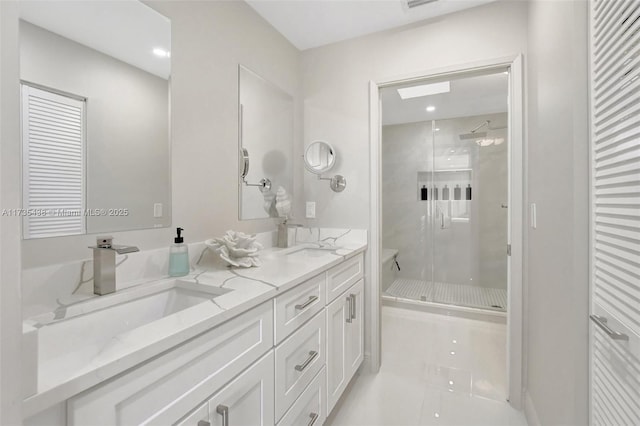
[169,227,190,277]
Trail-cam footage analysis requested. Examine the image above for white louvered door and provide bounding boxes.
[21,84,86,239]
[589,1,640,425]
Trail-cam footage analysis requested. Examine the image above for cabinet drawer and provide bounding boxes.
[275,310,326,421]
[275,273,326,344]
[326,254,363,303]
[277,367,326,426]
[68,301,274,426]
[207,351,275,426]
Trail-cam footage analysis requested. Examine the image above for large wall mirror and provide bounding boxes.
[19,0,171,239]
[238,65,294,220]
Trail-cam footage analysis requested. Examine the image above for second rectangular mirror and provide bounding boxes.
[238,65,294,220]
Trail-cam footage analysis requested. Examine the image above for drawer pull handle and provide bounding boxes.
[308,412,319,426]
[295,295,318,311]
[295,350,318,372]
[350,293,356,320]
[197,422,211,426]
[216,404,229,426]
[590,315,629,341]
[346,296,353,323]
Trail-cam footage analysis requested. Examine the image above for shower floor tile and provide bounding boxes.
[385,278,507,312]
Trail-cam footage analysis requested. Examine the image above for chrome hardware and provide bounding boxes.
[295,350,318,372]
[277,220,303,248]
[346,296,353,323]
[216,404,229,426]
[197,421,211,426]
[590,315,629,341]
[295,295,318,311]
[89,236,139,295]
[239,145,271,194]
[308,412,319,426]
[349,294,356,320]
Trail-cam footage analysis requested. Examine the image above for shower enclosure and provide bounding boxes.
[381,73,509,312]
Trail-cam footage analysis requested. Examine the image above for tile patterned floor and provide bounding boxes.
[327,306,527,426]
[385,279,508,312]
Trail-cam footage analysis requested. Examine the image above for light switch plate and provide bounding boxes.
[306,201,316,219]
[530,203,537,229]
[154,203,163,218]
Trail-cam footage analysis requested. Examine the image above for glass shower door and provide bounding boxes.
[430,116,508,311]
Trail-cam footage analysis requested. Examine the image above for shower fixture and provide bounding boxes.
[459,120,507,146]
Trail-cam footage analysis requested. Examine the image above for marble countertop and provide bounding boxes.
[22,239,367,417]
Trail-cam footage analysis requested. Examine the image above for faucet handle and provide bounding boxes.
[96,236,113,249]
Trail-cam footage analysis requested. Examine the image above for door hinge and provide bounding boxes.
[507,244,512,256]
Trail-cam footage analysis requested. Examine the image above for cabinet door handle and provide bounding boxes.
[295,350,318,371]
[216,404,229,426]
[308,412,319,426]
[197,421,211,426]
[295,295,318,311]
[349,294,356,320]
[590,315,629,341]
[346,296,353,323]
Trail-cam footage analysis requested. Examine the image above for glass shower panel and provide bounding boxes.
[380,120,436,302]
[430,115,508,311]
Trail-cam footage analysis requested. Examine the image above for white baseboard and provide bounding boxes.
[524,390,541,426]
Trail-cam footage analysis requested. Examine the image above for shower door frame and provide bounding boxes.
[368,54,525,409]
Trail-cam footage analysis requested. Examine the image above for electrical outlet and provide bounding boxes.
[154,203,163,218]
[306,201,316,219]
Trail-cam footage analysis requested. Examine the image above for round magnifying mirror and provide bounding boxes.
[304,141,336,174]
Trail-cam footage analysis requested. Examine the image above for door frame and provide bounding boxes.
[368,54,525,409]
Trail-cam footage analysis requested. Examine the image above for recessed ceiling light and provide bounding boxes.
[397,81,450,100]
[435,128,440,131]
[153,48,171,58]
[450,149,455,153]
[426,106,436,112]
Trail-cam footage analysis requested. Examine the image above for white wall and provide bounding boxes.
[525,0,589,424]
[0,1,24,423]
[19,0,303,270]
[301,1,527,229]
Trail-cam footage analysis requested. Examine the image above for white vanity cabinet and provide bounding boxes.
[203,351,275,426]
[67,302,273,426]
[177,351,275,426]
[326,279,364,414]
[31,251,365,426]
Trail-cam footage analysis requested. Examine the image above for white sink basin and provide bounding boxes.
[23,279,230,393]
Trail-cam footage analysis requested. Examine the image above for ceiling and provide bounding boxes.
[245,0,496,50]
[19,0,171,79]
[381,71,509,125]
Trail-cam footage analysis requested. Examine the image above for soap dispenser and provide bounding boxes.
[169,227,190,277]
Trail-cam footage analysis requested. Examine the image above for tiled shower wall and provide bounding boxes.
[382,112,508,290]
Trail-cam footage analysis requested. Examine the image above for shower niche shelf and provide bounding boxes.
[417,169,473,201]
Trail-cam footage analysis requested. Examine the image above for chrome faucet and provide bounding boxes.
[89,236,139,295]
[277,219,303,248]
